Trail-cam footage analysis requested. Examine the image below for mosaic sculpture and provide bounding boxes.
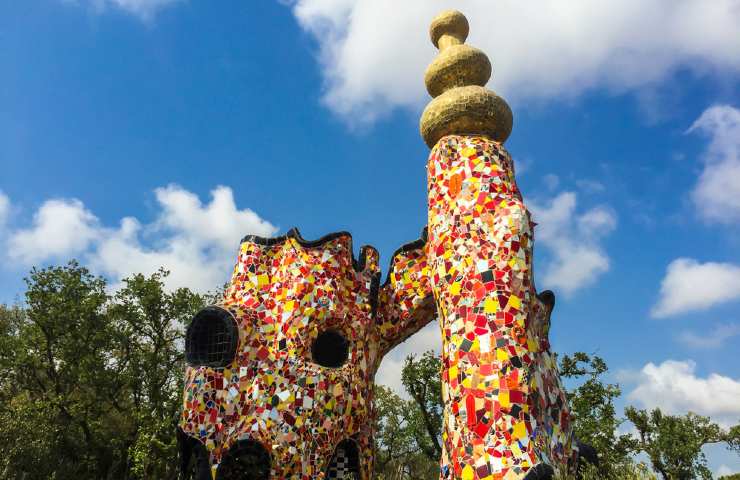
[420,11,578,480]
[178,9,586,480]
[178,230,435,479]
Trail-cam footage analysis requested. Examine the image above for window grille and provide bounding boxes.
[185,306,238,368]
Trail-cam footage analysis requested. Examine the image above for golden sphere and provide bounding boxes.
[430,10,469,48]
[424,44,491,98]
[420,85,513,148]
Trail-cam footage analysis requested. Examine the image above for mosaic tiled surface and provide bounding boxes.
[376,233,436,359]
[427,135,576,479]
[178,230,435,479]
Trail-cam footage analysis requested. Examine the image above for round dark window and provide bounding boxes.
[185,306,238,368]
[311,329,349,368]
[216,440,270,480]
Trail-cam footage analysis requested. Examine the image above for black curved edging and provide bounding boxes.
[241,227,378,273]
[241,227,349,248]
[185,306,239,368]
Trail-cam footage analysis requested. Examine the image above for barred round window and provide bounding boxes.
[185,306,238,368]
[312,329,349,368]
[216,440,271,480]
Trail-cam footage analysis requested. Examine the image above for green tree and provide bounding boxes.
[373,385,426,479]
[559,352,638,476]
[0,261,207,480]
[373,351,443,479]
[625,407,740,480]
[5,262,122,478]
[110,268,207,479]
[401,350,443,462]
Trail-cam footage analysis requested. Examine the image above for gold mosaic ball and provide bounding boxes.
[420,85,513,149]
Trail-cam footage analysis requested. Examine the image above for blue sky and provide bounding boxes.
[1,0,740,475]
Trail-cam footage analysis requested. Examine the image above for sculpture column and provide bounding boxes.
[421,11,575,480]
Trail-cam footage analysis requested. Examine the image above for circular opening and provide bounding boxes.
[326,439,360,479]
[311,329,349,368]
[185,306,238,368]
[216,440,271,480]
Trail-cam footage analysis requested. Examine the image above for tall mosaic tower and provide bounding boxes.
[421,10,577,480]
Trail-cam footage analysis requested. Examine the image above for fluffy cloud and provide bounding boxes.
[529,192,616,295]
[3,185,277,292]
[677,323,740,349]
[8,199,101,264]
[688,105,740,224]
[288,0,740,123]
[623,359,740,427]
[716,465,735,478]
[151,185,277,255]
[651,258,740,318]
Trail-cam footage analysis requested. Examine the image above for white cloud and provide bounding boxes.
[152,185,276,254]
[688,105,740,223]
[67,0,182,20]
[287,0,740,123]
[677,323,740,349]
[623,359,740,427]
[717,465,735,478]
[8,199,100,264]
[529,192,616,295]
[4,185,277,292]
[651,258,740,318]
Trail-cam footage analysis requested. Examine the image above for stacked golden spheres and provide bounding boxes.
[420,10,513,148]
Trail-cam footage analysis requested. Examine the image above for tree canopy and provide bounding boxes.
[0,262,209,479]
[0,262,738,479]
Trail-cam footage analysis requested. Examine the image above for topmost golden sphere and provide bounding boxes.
[429,10,469,49]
